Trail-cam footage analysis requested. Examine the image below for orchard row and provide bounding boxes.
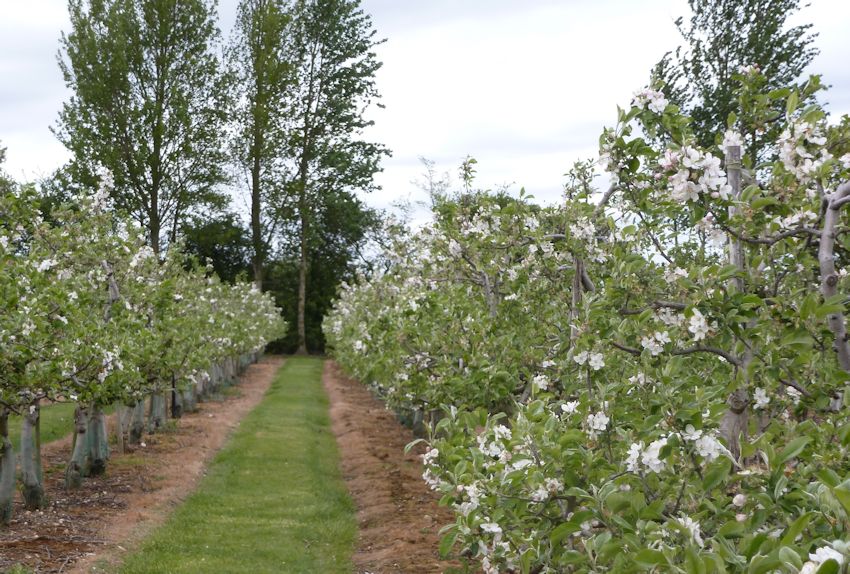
[326,71,850,573]
[0,173,287,525]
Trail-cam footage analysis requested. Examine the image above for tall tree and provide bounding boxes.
[268,190,382,353]
[654,0,818,159]
[55,0,228,254]
[229,0,291,289]
[283,0,389,354]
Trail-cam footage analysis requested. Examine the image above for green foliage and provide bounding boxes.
[181,212,253,283]
[654,0,819,160]
[326,70,850,572]
[283,0,389,352]
[119,358,355,574]
[56,0,229,254]
[228,0,293,288]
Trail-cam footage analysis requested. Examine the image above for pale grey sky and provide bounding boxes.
[1,0,848,219]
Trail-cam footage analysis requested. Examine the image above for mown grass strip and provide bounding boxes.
[120,357,356,574]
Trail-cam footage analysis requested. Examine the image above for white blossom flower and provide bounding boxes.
[687,309,710,341]
[37,259,57,272]
[677,515,704,547]
[732,493,746,507]
[665,267,688,283]
[723,130,744,149]
[694,434,724,461]
[681,424,702,442]
[586,411,609,432]
[573,350,589,365]
[632,88,668,114]
[641,437,668,473]
[786,386,802,405]
[588,352,605,370]
[809,545,844,566]
[753,387,770,410]
[656,308,684,327]
[625,442,643,472]
[532,374,549,392]
[561,401,579,415]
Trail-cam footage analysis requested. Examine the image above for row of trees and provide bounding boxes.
[0,161,287,525]
[53,0,386,353]
[326,67,850,571]
[325,1,850,571]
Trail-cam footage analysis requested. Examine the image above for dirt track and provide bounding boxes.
[323,361,461,574]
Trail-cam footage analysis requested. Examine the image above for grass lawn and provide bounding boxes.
[120,357,356,574]
[8,401,78,448]
[7,401,116,451]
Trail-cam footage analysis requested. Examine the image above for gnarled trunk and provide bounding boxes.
[170,375,183,419]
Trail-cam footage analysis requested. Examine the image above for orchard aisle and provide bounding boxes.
[323,362,461,574]
[117,356,356,574]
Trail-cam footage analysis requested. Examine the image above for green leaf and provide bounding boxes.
[703,459,731,492]
[777,547,802,570]
[438,530,457,558]
[634,548,667,566]
[717,520,746,538]
[404,438,426,454]
[751,196,779,210]
[816,559,840,574]
[786,91,799,116]
[815,303,845,319]
[780,512,814,546]
[549,522,581,544]
[830,486,850,516]
[777,436,811,466]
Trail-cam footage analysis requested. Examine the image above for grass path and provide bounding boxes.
[119,357,356,574]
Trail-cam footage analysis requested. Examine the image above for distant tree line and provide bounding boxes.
[50,0,389,353]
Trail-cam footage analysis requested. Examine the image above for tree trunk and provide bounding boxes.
[170,374,183,419]
[182,387,197,414]
[0,409,15,524]
[296,148,310,355]
[87,405,109,476]
[148,392,167,432]
[21,401,46,510]
[720,145,750,459]
[129,400,145,444]
[251,122,264,290]
[66,403,91,489]
[115,402,125,455]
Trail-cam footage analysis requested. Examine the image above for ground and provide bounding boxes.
[0,357,461,574]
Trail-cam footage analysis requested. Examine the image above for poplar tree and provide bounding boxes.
[654,0,818,160]
[229,0,291,289]
[55,0,228,254]
[283,0,388,354]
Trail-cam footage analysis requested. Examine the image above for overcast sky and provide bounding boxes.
[1,0,849,219]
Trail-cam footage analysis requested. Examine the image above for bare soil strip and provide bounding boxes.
[323,361,461,574]
[0,355,284,574]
